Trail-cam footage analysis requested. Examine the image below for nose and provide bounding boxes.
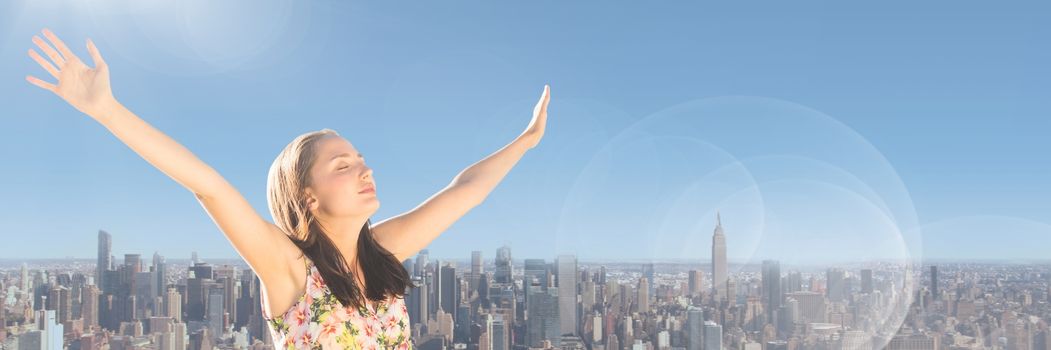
[361,166,373,179]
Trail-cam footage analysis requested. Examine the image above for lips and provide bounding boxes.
[358,185,375,194]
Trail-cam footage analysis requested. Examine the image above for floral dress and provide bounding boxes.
[261,257,414,350]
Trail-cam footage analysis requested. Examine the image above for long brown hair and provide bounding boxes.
[266,128,412,310]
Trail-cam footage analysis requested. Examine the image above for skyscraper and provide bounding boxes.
[826,268,846,303]
[762,260,782,324]
[557,254,578,336]
[472,251,484,275]
[642,262,655,299]
[153,252,167,298]
[711,212,728,303]
[688,270,705,297]
[860,269,873,294]
[97,230,112,291]
[930,265,939,300]
[415,249,429,277]
[440,264,457,321]
[687,307,704,350]
[495,245,512,284]
[703,320,722,350]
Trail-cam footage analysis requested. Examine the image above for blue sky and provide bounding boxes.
[1,0,1048,263]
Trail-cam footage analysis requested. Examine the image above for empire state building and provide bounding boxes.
[712,212,728,303]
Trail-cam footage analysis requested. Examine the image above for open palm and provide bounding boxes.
[520,84,550,149]
[26,28,115,118]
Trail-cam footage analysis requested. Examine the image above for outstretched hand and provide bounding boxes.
[519,84,550,149]
[26,28,116,119]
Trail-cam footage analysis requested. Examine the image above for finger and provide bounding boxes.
[86,38,106,68]
[535,85,549,115]
[42,28,78,64]
[33,35,66,68]
[542,84,550,108]
[26,75,57,93]
[28,48,60,79]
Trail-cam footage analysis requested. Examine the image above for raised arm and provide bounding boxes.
[372,85,550,261]
[24,28,301,289]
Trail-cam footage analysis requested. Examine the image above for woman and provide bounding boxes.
[25,28,550,349]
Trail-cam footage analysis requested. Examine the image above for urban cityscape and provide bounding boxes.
[2,214,1049,350]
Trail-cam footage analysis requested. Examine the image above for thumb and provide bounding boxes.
[86,38,107,69]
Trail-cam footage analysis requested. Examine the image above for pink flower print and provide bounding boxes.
[286,301,310,328]
[348,313,367,336]
[295,321,322,349]
[360,336,380,350]
[329,306,351,323]
[362,318,377,338]
[317,316,346,350]
[291,321,308,349]
[384,320,403,342]
[307,269,327,299]
[282,333,296,349]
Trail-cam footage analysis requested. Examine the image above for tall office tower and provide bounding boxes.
[402,258,414,281]
[495,245,512,284]
[642,263,655,298]
[593,313,604,343]
[711,212,728,303]
[620,315,634,346]
[409,275,428,326]
[491,314,509,350]
[236,270,258,329]
[784,291,826,323]
[826,268,846,303]
[703,320,722,350]
[220,274,236,328]
[440,264,458,321]
[37,309,64,350]
[860,269,873,294]
[472,251,484,275]
[21,263,30,293]
[82,285,100,331]
[427,261,440,316]
[428,256,441,315]
[124,253,142,320]
[125,254,142,275]
[637,277,650,314]
[557,254,578,336]
[580,280,596,316]
[165,287,182,323]
[930,266,938,300]
[688,270,705,297]
[687,307,704,350]
[187,273,206,321]
[786,272,803,293]
[191,251,199,265]
[780,297,799,333]
[415,249,430,277]
[523,259,547,317]
[207,288,224,338]
[97,230,112,292]
[48,286,72,323]
[470,251,484,297]
[153,252,167,298]
[762,260,782,324]
[524,259,549,289]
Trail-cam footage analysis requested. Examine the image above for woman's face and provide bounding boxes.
[305,136,378,219]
